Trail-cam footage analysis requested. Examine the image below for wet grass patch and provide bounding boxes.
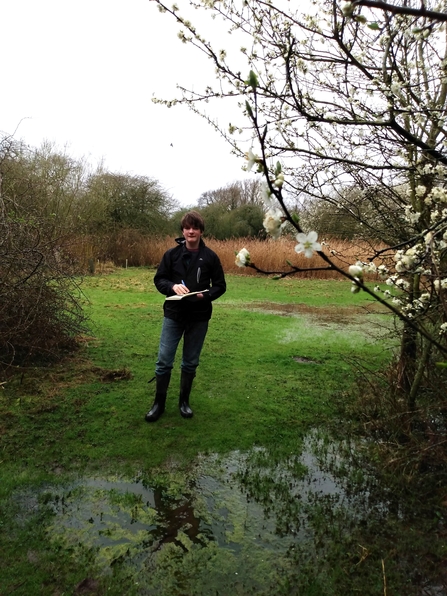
[1,269,445,595]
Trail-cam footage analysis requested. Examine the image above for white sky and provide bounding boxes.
[1,0,254,207]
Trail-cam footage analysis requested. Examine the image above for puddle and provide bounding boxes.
[41,476,211,568]
[238,300,393,346]
[37,455,310,569]
[15,432,444,595]
[242,301,386,323]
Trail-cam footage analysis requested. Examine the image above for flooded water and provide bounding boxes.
[16,431,445,595]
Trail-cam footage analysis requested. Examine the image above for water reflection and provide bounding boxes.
[38,433,363,571]
[17,431,443,595]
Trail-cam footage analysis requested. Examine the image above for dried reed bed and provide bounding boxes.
[151,236,385,280]
[71,232,169,270]
[207,238,386,279]
[74,234,387,280]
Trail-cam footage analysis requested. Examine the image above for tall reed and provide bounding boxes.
[74,234,387,280]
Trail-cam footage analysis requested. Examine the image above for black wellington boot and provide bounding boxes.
[145,373,171,423]
[179,370,195,418]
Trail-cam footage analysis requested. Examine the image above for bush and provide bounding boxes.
[0,138,89,375]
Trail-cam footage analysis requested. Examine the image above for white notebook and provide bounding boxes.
[165,289,209,301]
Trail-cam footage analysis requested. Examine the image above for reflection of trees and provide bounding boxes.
[234,449,310,537]
[150,488,208,551]
[231,441,444,594]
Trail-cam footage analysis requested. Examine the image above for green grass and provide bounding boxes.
[1,270,389,469]
[3,268,434,596]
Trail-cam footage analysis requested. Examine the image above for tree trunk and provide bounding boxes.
[408,338,432,411]
[397,321,418,399]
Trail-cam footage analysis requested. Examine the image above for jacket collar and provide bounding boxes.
[175,237,205,249]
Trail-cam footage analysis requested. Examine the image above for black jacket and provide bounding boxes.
[154,237,226,322]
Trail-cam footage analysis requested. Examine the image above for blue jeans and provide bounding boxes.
[155,317,209,376]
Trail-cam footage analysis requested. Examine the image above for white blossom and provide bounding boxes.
[261,181,273,207]
[377,265,389,278]
[348,264,363,278]
[341,2,354,17]
[404,206,421,224]
[245,148,258,172]
[395,278,410,290]
[364,262,377,274]
[395,249,416,272]
[434,278,447,291]
[263,208,283,239]
[235,248,250,267]
[295,231,322,258]
[415,185,427,197]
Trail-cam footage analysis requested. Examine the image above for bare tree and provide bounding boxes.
[197,179,262,209]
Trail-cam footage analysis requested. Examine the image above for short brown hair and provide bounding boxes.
[181,211,205,232]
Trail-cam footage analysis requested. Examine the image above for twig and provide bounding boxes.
[382,559,387,596]
[247,262,333,278]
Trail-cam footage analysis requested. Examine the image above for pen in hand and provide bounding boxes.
[174,280,189,295]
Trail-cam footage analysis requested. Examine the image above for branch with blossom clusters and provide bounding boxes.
[151,0,447,373]
[235,69,447,356]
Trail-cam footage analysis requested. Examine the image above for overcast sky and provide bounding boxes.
[1,0,255,206]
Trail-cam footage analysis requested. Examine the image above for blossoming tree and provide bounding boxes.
[152,0,447,407]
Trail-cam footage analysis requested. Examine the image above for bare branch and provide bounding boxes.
[353,0,447,22]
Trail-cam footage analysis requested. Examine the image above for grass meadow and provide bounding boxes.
[1,268,444,595]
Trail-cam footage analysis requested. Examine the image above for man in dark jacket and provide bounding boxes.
[145,211,226,422]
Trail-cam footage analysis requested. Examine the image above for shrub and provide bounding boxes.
[0,139,89,375]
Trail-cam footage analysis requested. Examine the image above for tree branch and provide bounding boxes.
[353,0,447,22]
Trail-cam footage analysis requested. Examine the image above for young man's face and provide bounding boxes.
[182,225,202,248]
